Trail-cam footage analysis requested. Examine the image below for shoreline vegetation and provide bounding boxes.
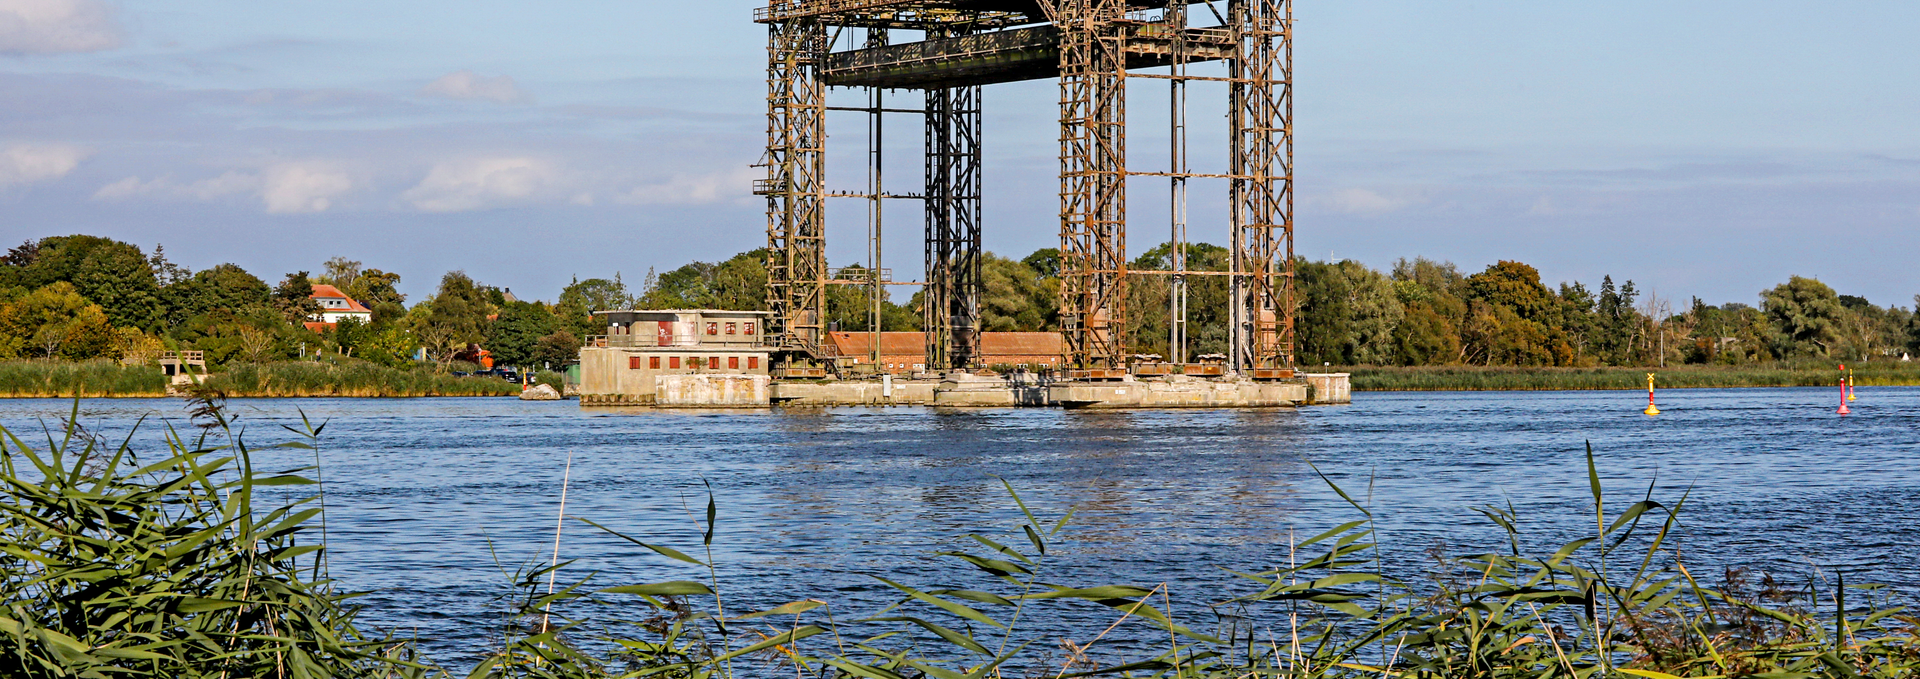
[0,359,522,398]
[1351,361,1920,391]
[3,402,1916,678]
[2,358,1913,398]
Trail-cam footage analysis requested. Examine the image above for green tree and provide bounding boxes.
[531,330,582,370]
[164,263,271,325]
[638,250,769,311]
[0,283,118,359]
[1295,259,1353,365]
[1593,276,1640,365]
[271,272,323,323]
[982,253,1054,333]
[417,271,493,369]
[489,301,559,367]
[0,235,163,330]
[1393,300,1460,365]
[1760,276,1844,357]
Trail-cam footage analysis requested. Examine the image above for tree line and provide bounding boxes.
[0,235,657,371]
[611,243,1919,368]
[4,234,1913,371]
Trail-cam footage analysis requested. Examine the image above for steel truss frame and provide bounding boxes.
[757,0,1294,373]
[923,71,984,370]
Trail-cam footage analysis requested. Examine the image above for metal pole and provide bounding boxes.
[1169,2,1189,365]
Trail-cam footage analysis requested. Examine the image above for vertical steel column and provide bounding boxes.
[1168,2,1190,365]
[1057,0,1128,369]
[867,28,888,368]
[924,28,984,372]
[1228,0,1294,370]
[765,17,829,362]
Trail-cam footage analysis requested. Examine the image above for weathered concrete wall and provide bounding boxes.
[1301,373,1352,404]
[655,374,771,407]
[771,380,938,406]
[932,373,1049,407]
[1049,376,1307,409]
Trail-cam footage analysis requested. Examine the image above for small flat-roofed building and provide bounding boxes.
[578,310,774,403]
[826,332,1065,374]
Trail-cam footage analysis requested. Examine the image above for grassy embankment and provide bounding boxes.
[0,359,523,398]
[1352,361,1920,391]
[3,405,1915,678]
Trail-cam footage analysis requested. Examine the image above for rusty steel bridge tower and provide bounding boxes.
[756,0,1294,374]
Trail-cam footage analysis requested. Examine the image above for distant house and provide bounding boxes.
[309,284,373,324]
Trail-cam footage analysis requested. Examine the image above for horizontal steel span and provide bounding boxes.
[823,24,1234,89]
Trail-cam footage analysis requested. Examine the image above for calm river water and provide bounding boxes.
[1,388,1914,666]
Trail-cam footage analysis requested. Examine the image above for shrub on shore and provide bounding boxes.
[1352,361,1920,391]
[203,360,521,397]
[0,358,169,397]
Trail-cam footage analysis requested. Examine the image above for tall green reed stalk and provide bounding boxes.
[0,397,430,678]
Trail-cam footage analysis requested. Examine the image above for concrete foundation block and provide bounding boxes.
[656,374,771,407]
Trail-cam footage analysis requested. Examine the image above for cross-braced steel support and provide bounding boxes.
[1228,0,1295,370]
[763,18,829,362]
[924,79,984,371]
[758,1,1295,374]
[1056,0,1129,370]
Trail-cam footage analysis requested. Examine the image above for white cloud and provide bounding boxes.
[404,157,558,212]
[262,164,352,214]
[0,0,121,54]
[616,167,755,205]
[92,164,350,214]
[421,70,526,103]
[0,143,86,187]
[1313,187,1415,216]
[93,171,258,201]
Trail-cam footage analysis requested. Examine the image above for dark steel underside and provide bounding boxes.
[823,23,1233,89]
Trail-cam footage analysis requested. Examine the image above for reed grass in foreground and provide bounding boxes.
[1352,362,1920,391]
[0,359,170,397]
[1,401,1913,678]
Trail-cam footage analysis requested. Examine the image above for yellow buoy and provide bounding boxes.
[1644,373,1660,416]
[1847,369,1857,401]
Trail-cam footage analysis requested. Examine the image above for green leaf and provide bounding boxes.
[734,600,825,620]
[600,581,715,597]
[866,616,992,655]
[577,517,705,565]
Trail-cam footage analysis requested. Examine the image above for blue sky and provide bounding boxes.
[2,0,1916,307]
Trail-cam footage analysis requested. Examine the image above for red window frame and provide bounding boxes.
[706,322,719,336]
[650,356,661,369]
[710,357,721,370]
[748,357,759,370]
[744,323,756,335]
[629,356,642,369]
[669,356,681,369]
[725,322,737,335]
[728,356,739,369]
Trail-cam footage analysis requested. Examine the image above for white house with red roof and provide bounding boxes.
[309,284,373,324]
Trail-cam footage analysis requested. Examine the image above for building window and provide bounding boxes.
[711,357,721,371]
[706,322,719,336]
[748,357,759,370]
[629,356,642,369]
[728,356,739,369]
[744,323,756,335]
[650,356,661,369]
[669,356,681,369]
[725,322,737,335]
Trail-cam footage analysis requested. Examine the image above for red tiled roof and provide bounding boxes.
[309,284,372,314]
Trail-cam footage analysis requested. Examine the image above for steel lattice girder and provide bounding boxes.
[763,19,830,359]
[1229,0,1294,370]
[924,76,984,371]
